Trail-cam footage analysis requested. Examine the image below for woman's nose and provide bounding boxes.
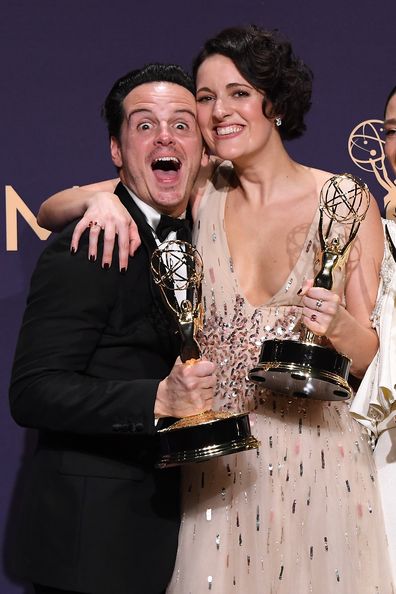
[212,98,231,120]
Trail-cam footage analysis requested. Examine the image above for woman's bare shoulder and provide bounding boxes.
[307,166,335,189]
[304,167,373,207]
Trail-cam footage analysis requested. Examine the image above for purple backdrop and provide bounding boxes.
[1,1,395,592]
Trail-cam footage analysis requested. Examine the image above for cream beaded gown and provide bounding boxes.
[167,165,393,594]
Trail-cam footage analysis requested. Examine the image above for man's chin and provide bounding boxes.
[153,187,189,210]
[154,181,186,198]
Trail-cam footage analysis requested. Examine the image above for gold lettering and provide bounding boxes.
[5,185,51,251]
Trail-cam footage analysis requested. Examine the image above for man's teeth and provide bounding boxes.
[152,156,181,170]
[153,157,180,164]
[216,126,243,136]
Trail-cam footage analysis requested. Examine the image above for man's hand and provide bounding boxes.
[155,358,216,419]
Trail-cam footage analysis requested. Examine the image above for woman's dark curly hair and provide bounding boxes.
[192,25,313,141]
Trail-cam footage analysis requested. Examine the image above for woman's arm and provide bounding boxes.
[38,179,120,230]
[301,196,383,377]
[37,179,140,271]
[37,156,217,271]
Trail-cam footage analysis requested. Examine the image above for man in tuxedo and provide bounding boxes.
[9,64,216,594]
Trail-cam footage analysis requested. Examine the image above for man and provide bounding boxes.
[9,64,216,594]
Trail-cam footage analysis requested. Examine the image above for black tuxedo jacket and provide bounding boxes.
[9,183,185,594]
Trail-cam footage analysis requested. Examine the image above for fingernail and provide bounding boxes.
[120,267,127,274]
[89,255,96,262]
[70,247,76,255]
[103,263,110,270]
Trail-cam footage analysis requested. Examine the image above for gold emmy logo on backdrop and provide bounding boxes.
[5,186,51,251]
[249,174,370,401]
[348,119,396,220]
[151,239,260,468]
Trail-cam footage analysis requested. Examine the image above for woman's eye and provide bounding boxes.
[233,90,249,98]
[197,95,214,103]
[175,122,188,130]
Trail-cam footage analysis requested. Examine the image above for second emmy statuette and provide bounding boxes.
[151,240,260,468]
[249,173,370,401]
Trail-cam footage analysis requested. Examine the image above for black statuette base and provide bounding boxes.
[248,339,352,402]
[156,412,260,468]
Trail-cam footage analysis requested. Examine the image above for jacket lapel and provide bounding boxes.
[113,183,181,350]
[113,182,158,253]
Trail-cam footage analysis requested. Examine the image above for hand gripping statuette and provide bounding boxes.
[249,173,370,401]
[151,240,260,468]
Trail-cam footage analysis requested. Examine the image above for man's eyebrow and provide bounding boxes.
[384,117,396,126]
[127,108,196,121]
[174,109,197,119]
[127,108,152,121]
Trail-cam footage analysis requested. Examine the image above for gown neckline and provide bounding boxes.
[219,181,320,310]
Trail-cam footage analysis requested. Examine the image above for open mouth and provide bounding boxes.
[151,156,181,172]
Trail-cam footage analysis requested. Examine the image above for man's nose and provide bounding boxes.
[154,123,175,145]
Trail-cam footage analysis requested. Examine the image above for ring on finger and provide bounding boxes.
[316,299,323,310]
[310,314,317,321]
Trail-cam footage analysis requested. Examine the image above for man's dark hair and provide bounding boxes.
[102,63,195,139]
[384,86,396,117]
[192,25,313,141]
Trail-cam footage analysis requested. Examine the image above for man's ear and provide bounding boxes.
[110,136,123,168]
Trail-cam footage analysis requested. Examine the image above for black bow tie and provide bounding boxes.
[156,214,191,242]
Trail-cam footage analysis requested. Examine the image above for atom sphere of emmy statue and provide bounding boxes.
[151,240,204,363]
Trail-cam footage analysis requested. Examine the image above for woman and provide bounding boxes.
[352,85,396,584]
[38,26,393,593]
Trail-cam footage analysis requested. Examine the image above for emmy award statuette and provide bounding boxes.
[151,240,260,468]
[249,173,370,401]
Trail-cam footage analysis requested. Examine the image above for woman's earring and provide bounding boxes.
[275,117,282,127]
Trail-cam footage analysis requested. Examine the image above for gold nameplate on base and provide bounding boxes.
[151,240,260,468]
